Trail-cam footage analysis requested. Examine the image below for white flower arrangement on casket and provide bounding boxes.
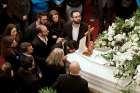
[94,9,140,86]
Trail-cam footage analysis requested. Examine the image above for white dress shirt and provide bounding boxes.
[72,24,80,41]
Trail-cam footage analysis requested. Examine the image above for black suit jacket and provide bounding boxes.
[61,21,88,45]
[24,22,37,42]
[32,36,52,67]
[53,74,89,93]
[41,64,66,87]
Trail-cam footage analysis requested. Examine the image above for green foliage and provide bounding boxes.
[114,17,125,33]
[38,87,57,93]
[102,52,113,61]
[135,9,140,19]
[120,89,134,93]
[114,55,140,79]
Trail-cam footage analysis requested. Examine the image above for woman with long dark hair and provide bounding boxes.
[1,35,20,71]
[3,23,21,43]
[49,10,65,45]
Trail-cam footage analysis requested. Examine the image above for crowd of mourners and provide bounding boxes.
[0,0,138,93]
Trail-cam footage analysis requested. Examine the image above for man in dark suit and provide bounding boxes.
[52,62,89,93]
[32,25,52,69]
[24,12,49,42]
[60,10,88,49]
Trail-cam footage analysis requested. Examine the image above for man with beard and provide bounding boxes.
[24,13,49,42]
[60,10,88,49]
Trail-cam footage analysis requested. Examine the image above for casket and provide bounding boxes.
[66,49,140,93]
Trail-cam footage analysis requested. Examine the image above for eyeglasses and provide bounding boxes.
[72,15,81,18]
[41,18,48,21]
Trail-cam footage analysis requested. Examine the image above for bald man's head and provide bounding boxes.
[69,62,81,75]
[36,25,49,37]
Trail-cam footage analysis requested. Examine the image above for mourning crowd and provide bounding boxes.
[0,0,138,93]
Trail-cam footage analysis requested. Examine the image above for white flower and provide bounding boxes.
[134,26,140,31]
[131,46,139,51]
[130,34,139,42]
[120,42,132,52]
[108,26,115,36]
[108,36,113,41]
[113,52,122,62]
[111,41,115,46]
[112,23,117,28]
[138,31,140,34]
[126,49,136,55]
[132,42,138,46]
[102,41,107,46]
[114,34,126,41]
[123,52,133,61]
[113,69,120,74]
[112,52,133,63]
[125,18,135,27]
[137,51,140,56]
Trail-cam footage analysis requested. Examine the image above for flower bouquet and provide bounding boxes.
[94,9,140,86]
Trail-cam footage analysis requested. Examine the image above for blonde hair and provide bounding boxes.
[46,48,64,66]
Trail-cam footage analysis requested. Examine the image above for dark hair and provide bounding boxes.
[49,10,59,21]
[71,10,80,17]
[64,40,78,54]
[2,36,13,48]
[49,10,59,17]
[3,24,17,35]
[0,36,13,57]
[3,23,20,42]
[1,62,13,78]
[20,42,32,52]
[37,12,48,18]
[36,25,43,34]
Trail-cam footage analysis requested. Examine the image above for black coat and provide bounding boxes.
[53,74,89,93]
[60,21,88,46]
[16,67,39,93]
[7,0,30,19]
[24,22,37,42]
[32,36,52,68]
[41,64,66,87]
[49,19,65,45]
[0,70,16,93]
[17,53,40,93]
